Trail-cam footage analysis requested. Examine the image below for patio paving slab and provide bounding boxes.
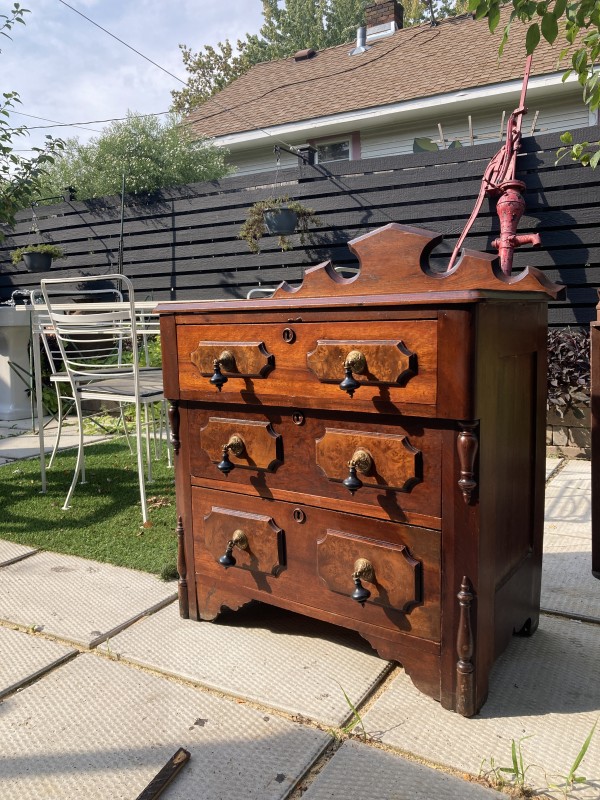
[0,431,105,460]
[361,615,600,799]
[545,457,563,480]
[0,653,330,800]
[302,740,504,799]
[0,538,37,567]
[541,536,600,622]
[0,625,75,699]
[98,601,391,727]
[0,419,36,435]
[0,551,176,648]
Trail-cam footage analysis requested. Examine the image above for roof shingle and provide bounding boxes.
[186,10,567,139]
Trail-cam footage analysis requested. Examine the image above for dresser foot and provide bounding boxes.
[515,613,539,637]
[358,631,441,702]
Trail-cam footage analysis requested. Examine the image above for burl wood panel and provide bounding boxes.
[317,530,421,613]
[199,417,282,472]
[192,487,441,642]
[315,428,421,492]
[203,506,285,576]
[188,406,442,526]
[190,340,274,378]
[307,339,416,386]
[176,319,438,416]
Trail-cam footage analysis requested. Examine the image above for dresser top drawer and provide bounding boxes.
[176,319,438,416]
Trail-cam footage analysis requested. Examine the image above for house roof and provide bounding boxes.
[185,10,568,140]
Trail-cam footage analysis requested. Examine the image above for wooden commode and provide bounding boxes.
[158,223,563,716]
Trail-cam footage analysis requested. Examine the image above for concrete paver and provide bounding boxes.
[0,539,37,567]
[0,419,36,436]
[545,457,563,480]
[542,536,600,622]
[362,615,600,799]
[0,551,176,647]
[0,653,330,800]
[98,602,391,727]
[302,740,504,799]
[0,625,76,699]
[0,431,105,460]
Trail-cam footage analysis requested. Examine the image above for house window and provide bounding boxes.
[316,139,350,163]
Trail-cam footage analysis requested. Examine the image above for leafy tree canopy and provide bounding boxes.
[36,112,232,202]
[0,4,64,236]
[171,0,468,114]
[469,0,600,167]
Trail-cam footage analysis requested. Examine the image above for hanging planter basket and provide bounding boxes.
[10,244,64,272]
[263,207,298,236]
[23,252,53,272]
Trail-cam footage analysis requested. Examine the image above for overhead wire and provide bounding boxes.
[20,110,170,130]
[10,109,103,134]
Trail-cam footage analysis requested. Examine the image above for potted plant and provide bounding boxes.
[10,243,64,272]
[239,197,318,253]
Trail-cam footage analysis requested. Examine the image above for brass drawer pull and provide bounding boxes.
[218,529,249,569]
[339,349,366,397]
[351,558,374,605]
[210,350,235,391]
[217,434,245,475]
[342,448,373,494]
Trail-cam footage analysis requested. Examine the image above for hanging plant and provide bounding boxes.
[238,196,319,254]
[10,243,65,272]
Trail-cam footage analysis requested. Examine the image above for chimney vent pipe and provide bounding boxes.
[349,26,370,55]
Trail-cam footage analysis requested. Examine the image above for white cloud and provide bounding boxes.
[3,0,264,152]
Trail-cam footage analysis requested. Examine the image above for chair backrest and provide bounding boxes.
[40,275,139,382]
[31,286,123,377]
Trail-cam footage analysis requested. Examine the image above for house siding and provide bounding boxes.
[361,92,591,159]
[226,86,590,175]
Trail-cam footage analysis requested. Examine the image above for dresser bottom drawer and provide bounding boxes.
[191,487,440,644]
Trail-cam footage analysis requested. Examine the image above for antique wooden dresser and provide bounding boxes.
[158,223,562,716]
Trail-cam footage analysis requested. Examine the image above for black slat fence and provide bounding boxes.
[1,126,598,325]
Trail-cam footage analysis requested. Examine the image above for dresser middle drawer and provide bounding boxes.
[187,406,442,526]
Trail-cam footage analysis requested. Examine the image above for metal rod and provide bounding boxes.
[118,172,125,275]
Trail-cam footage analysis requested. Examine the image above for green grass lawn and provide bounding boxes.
[0,438,177,578]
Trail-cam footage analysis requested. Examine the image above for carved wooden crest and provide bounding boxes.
[271,223,564,300]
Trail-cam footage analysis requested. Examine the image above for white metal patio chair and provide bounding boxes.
[41,274,165,524]
[30,286,128,473]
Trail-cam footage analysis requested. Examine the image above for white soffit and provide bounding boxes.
[218,71,577,150]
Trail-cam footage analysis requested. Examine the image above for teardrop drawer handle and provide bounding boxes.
[218,529,249,568]
[351,558,374,605]
[210,350,235,391]
[339,350,367,397]
[342,448,373,494]
[217,434,245,475]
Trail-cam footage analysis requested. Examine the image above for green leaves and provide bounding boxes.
[541,11,558,42]
[35,113,232,202]
[526,21,541,52]
[488,2,501,31]
[471,0,600,167]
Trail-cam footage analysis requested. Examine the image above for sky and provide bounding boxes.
[2,0,265,154]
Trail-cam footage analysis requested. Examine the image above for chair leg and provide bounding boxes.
[119,403,133,454]
[135,402,149,525]
[62,392,86,510]
[144,403,154,483]
[48,384,63,469]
